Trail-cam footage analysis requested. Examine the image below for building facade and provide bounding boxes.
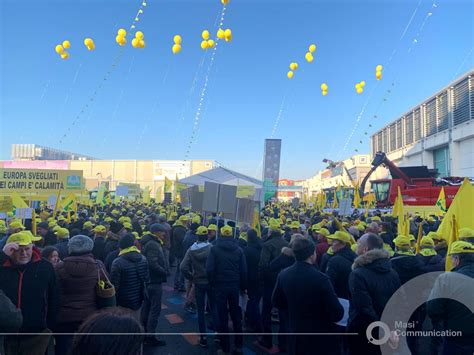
[303,154,372,196]
[11,144,95,161]
[371,70,474,178]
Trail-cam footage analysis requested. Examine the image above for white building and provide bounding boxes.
[371,70,474,178]
[303,154,372,195]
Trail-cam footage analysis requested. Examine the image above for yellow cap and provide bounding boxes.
[459,228,474,239]
[317,228,330,237]
[327,231,351,244]
[290,221,300,229]
[83,221,94,229]
[93,225,107,233]
[409,234,416,241]
[196,226,208,236]
[52,225,61,232]
[427,231,442,241]
[6,231,35,246]
[268,219,280,231]
[448,240,474,255]
[123,222,133,230]
[394,235,412,248]
[58,215,66,222]
[9,220,25,231]
[192,216,201,224]
[311,223,320,231]
[220,225,233,237]
[371,216,381,222]
[48,220,57,228]
[104,217,114,223]
[420,236,434,247]
[179,215,189,222]
[132,231,141,240]
[208,224,217,231]
[119,216,131,224]
[55,227,70,238]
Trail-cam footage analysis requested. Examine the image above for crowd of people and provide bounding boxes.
[0,201,473,355]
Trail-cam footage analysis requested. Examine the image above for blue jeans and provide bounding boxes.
[214,285,243,353]
[141,284,162,340]
[195,283,219,335]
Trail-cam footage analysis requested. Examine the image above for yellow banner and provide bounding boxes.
[0,168,83,194]
[237,186,256,198]
[0,196,13,212]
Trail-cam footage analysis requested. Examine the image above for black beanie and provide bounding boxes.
[119,233,135,249]
[292,238,316,261]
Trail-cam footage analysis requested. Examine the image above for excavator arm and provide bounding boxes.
[359,152,412,197]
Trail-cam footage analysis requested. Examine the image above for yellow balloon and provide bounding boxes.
[118,29,127,37]
[287,71,294,79]
[132,38,139,48]
[289,62,297,71]
[202,30,210,40]
[135,17,139,21]
[221,0,230,4]
[174,35,182,44]
[87,44,95,51]
[172,44,182,54]
[321,83,328,90]
[322,90,328,96]
[201,40,209,50]
[142,1,147,6]
[61,51,69,59]
[224,29,232,37]
[135,31,144,40]
[207,39,215,48]
[305,52,313,63]
[224,34,232,42]
[309,44,316,53]
[360,81,366,87]
[376,64,383,71]
[217,28,225,39]
[84,38,93,46]
[376,71,382,80]
[116,35,123,43]
[355,83,361,89]
[62,40,70,49]
[139,40,145,48]
[119,38,126,46]
[357,88,363,94]
[55,44,64,54]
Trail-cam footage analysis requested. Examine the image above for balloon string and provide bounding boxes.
[57,0,147,144]
[333,0,431,158]
[183,5,227,161]
[452,47,473,81]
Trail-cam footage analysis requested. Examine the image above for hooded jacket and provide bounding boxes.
[55,253,101,325]
[141,234,169,284]
[110,251,149,310]
[180,241,212,284]
[326,245,357,299]
[348,249,401,331]
[391,253,425,285]
[258,233,289,285]
[206,238,247,290]
[171,224,187,259]
[416,253,445,272]
[0,248,60,332]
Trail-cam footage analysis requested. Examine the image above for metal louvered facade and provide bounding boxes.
[371,70,474,154]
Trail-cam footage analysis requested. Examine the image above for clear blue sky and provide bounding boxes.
[1,0,472,180]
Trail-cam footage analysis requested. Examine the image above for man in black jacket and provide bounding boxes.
[110,234,149,314]
[206,225,247,355]
[348,233,401,355]
[272,236,344,355]
[258,219,289,350]
[1,231,59,355]
[326,231,357,299]
[36,222,57,247]
[141,224,169,347]
[92,225,107,261]
[243,229,262,332]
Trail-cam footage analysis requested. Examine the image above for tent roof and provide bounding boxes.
[179,166,262,187]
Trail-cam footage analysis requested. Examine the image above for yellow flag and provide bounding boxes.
[445,215,459,271]
[11,191,28,210]
[62,193,77,212]
[415,222,423,253]
[155,187,162,202]
[437,178,474,242]
[392,186,404,218]
[353,184,361,209]
[435,186,447,214]
[143,187,151,204]
[96,183,107,205]
[164,177,172,193]
[332,189,338,208]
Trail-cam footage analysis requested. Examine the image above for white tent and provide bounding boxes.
[179,166,263,201]
[180,166,262,187]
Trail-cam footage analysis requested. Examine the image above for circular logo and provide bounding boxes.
[366,321,391,346]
